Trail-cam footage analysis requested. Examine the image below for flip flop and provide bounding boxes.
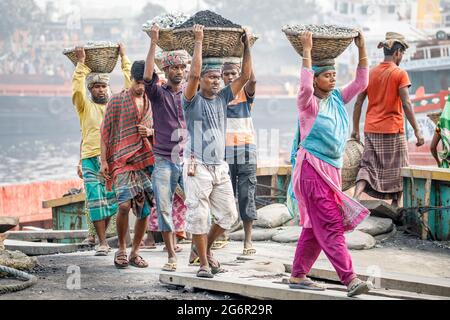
[197,266,214,279]
[140,245,157,250]
[211,240,229,250]
[289,279,326,291]
[129,255,149,268]
[95,245,109,257]
[347,281,370,297]
[163,245,183,253]
[242,248,256,256]
[189,257,201,266]
[207,254,226,275]
[162,262,177,272]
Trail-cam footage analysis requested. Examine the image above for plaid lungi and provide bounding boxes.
[356,133,408,200]
[114,167,154,220]
[81,157,118,222]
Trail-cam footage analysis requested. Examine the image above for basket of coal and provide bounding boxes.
[282,25,358,61]
[173,10,255,58]
[63,41,119,73]
[142,13,189,51]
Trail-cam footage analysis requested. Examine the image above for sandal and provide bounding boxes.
[289,278,326,291]
[95,245,109,257]
[207,253,226,275]
[189,257,201,266]
[162,262,177,272]
[242,248,257,256]
[347,280,370,297]
[211,240,229,250]
[197,266,214,279]
[114,251,129,269]
[129,255,149,268]
[163,245,183,253]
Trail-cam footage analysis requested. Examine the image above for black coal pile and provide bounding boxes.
[175,10,241,29]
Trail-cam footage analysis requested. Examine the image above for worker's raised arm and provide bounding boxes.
[72,46,90,114]
[230,28,252,97]
[143,25,159,82]
[119,43,132,89]
[184,24,204,102]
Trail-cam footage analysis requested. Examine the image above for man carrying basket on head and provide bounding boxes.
[290,30,372,297]
[72,44,131,256]
[183,25,253,279]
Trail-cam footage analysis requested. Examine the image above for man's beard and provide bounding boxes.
[92,95,108,104]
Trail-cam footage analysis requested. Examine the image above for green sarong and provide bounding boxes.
[437,96,450,168]
[82,157,118,222]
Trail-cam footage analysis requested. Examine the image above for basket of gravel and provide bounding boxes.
[173,10,251,58]
[63,42,119,73]
[142,13,190,52]
[282,25,358,61]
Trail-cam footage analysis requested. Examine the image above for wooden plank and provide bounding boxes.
[401,166,450,182]
[159,272,395,300]
[422,177,432,240]
[4,239,80,256]
[6,230,88,241]
[0,217,19,233]
[42,193,86,209]
[284,264,450,297]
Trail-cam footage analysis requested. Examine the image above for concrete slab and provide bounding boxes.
[284,263,450,297]
[159,272,397,300]
[6,230,88,241]
[0,217,19,233]
[4,239,80,256]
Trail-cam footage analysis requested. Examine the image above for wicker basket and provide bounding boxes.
[143,28,184,52]
[63,45,119,73]
[342,139,365,192]
[282,27,358,61]
[227,35,259,58]
[427,111,442,125]
[173,27,245,57]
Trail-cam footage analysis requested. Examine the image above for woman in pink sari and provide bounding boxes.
[289,31,371,297]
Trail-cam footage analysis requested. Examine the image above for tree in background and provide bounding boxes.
[0,0,43,41]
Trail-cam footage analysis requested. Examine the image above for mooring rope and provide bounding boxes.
[0,265,38,294]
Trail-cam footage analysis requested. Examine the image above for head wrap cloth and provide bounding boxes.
[377,32,409,50]
[86,73,110,89]
[159,50,190,69]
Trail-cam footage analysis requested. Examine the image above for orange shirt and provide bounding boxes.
[364,62,411,134]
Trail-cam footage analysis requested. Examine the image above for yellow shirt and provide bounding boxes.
[72,56,131,159]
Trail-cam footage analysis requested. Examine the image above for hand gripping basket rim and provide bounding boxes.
[142,27,185,51]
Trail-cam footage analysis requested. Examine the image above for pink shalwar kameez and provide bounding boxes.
[291,67,370,286]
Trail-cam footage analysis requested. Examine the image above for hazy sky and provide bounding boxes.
[35,0,202,14]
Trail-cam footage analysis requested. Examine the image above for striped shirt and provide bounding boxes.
[225,89,256,164]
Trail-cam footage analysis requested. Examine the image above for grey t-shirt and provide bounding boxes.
[182,85,235,164]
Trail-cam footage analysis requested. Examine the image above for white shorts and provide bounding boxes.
[183,161,238,235]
